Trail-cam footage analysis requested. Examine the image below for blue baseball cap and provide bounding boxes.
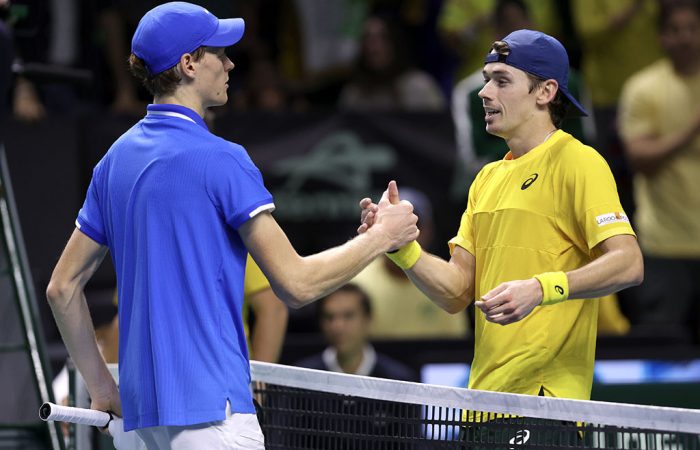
[132,2,245,76]
[485,29,588,116]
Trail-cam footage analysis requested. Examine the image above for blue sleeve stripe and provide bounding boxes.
[75,218,107,245]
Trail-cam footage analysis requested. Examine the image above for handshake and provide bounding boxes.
[356,180,423,270]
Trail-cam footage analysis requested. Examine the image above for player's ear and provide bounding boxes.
[536,79,558,106]
[178,53,197,80]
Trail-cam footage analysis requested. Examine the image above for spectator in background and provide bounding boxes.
[437,0,562,81]
[352,187,469,339]
[98,1,247,116]
[570,0,661,173]
[12,75,46,122]
[98,2,148,116]
[296,283,418,381]
[232,58,291,112]
[618,0,700,343]
[243,255,289,363]
[0,0,47,122]
[293,284,419,450]
[338,14,445,111]
[277,0,368,108]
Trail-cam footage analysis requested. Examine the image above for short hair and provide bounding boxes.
[490,40,570,128]
[318,283,372,319]
[525,75,569,128]
[129,46,207,97]
[658,0,700,30]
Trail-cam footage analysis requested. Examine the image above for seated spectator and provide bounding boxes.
[352,188,470,340]
[338,15,445,111]
[296,283,418,381]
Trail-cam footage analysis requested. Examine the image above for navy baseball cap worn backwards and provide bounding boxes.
[485,29,588,116]
[132,2,245,76]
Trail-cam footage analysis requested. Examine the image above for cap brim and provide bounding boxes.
[562,90,588,117]
[202,18,245,47]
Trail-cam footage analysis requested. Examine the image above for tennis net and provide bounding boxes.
[250,361,700,450]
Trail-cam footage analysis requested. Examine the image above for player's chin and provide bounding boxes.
[485,124,505,138]
[210,91,228,105]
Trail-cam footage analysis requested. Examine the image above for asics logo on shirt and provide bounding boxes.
[521,173,539,190]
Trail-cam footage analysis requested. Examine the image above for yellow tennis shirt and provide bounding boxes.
[449,130,635,399]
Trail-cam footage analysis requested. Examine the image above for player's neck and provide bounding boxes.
[154,90,206,118]
[505,121,558,159]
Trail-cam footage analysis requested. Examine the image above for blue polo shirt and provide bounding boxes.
[76,104,274,431]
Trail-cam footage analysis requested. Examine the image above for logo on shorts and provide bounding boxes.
[595,212,629,227]
[509,429,531,447]
[521,173,539,190]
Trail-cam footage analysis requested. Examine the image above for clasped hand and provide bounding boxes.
[357,180,419,251]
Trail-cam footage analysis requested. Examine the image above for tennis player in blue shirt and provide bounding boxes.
[45,2,419,448]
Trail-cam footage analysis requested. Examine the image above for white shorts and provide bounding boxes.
[135,402,265,450]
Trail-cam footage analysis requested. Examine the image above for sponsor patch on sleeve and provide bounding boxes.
[596,212,630,227]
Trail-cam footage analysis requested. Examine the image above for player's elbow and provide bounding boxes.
[627,251,644,288]
[279,294,310,310]
[438,283,472,314]
[619,245,644,289]
[46,278,74,310]
[273,281,317,309]
[442,297,470,314]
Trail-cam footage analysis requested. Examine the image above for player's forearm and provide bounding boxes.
[405,252,473,314]
[47,286,117,398]
[566,236,643,300]
[274,230,390,307]
[243,207,417,307]
[624,123,700,174]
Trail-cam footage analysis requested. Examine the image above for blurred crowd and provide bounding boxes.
[2,0,700,361]
[0,0,661,118]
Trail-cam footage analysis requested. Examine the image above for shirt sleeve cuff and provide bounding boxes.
[75,218,107,245]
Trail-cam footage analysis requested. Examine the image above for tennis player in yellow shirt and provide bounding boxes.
[360,30,643,402]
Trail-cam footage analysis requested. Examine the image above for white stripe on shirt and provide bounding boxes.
[147,110,196,123]
[249,203,275,218]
